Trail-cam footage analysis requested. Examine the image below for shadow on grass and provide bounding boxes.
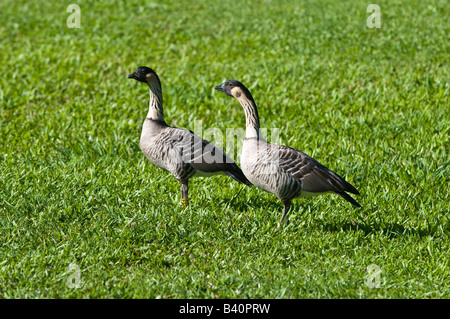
[222,197,281,212]
[207,191,448,239]
[213,186,281,213]
[318,220,445,239]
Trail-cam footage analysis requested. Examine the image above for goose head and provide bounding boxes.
[128,66,160,85]
[214,79,252,100]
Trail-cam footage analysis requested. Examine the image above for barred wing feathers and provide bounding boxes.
[156,127,250,185]
[275,145,360,207]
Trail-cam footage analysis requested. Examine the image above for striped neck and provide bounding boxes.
[236,95,264,140]
[146,80,165,122]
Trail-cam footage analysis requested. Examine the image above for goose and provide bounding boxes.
[127,67,250,206]
[215,79,361,228]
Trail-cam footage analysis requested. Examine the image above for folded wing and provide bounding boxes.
[161,127,250,185]
[277,145,361,206]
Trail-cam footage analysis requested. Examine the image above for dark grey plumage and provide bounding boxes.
[128,67,250,206]
[215,79,361,227]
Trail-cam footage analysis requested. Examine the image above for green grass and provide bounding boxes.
[0,0,448,298]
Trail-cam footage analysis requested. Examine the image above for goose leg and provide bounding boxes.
[180,181,189,207]
[277,201,291,229]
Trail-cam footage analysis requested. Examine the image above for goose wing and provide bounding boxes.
[164,127,250,185]
[276,145,360,206]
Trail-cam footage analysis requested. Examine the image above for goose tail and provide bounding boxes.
[224,169,252,186]
[337,192,361,208]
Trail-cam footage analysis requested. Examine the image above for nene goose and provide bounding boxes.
[215,80,361,228]
[128,67,250,206]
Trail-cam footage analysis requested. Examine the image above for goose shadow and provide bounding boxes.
[220,198,446,239]
[218,192,282,213]
[309,219,444,239]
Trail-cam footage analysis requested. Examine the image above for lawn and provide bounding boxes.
[0,0,448,298]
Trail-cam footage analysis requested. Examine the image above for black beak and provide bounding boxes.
[214,83,225,92]
[127,72,137,80]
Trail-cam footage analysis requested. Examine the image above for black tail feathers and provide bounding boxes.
[224,170,252,186]
[337,192,361,208]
